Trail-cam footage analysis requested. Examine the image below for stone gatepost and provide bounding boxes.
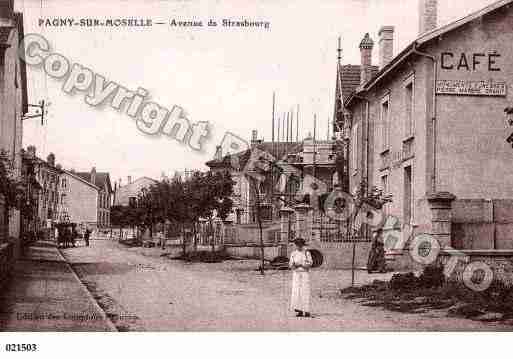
[279,207,294,257]
[294,203,312,243]
[279,207,294,243]
[427,191,456,248]
[222,219,234,243]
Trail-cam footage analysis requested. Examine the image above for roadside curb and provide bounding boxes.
[55,247,118,332]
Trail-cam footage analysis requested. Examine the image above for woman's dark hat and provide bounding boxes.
[293,237,306,246]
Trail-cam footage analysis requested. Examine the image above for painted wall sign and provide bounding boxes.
[436,79,507,97]
[440,52,501,71]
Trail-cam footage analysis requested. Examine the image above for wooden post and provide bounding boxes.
[351,241,356,287]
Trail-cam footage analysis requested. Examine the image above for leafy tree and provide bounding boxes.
[0,150,29,242]
[111,205,131,239]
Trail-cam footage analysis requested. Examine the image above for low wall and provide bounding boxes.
[0,241,14,290]
[225,244,281,261]
[233,222,281,244]
[309,241,371,269]
[440,250,513,286]
[225,241,373,270]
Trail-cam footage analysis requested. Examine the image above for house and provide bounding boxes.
[19,147,67,237]
[340,0,513,277]
[113,176,157,207]
[75,168,113,229]
[0,1,28,251]
[206,129,305,224]
[60,169,99,230]
[31,151,64,233]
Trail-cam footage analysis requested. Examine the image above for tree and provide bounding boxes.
[137,184,166,240]
[200,171,234,253]
[0,150,29,242]
[111,205,130,239]
[249,177,267,275]
[348,179,392,286]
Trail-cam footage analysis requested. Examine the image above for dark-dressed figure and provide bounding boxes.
[84,228,91,247]
[367,228,386,273]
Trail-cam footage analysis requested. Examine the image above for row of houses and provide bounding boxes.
[21,146,114,237]
[206,0,513,277]
[0,0,114,255]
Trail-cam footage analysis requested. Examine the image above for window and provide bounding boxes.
[381,97,390,151]
[352,123,359,174]
[129,197,136,207]
[381,174,388,193]
[405,77,414,137]
[381,174,389,214]
[61,194,66,205]
[404,166,412,225]
[61,178,67,189]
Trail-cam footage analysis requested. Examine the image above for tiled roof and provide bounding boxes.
[206,141,304,170]
[339,64,379,101]
[76,172,112,192]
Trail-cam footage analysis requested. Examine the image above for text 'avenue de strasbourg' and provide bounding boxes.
[170,18,271,29]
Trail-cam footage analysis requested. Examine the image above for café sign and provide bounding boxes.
[436,79,507,97]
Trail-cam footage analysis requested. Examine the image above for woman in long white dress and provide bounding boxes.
[289,237,313,317]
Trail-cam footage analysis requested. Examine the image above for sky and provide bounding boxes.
[18,0,497,185]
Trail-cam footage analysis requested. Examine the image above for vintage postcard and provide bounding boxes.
[1,0,513,350]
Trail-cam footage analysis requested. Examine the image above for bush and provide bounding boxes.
[172,250,232,263]
[389,272,419,291]
[418,265,446,288]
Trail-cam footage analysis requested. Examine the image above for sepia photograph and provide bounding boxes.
[1,0,513,354]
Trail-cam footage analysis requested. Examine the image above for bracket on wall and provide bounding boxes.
[22,100,50,125]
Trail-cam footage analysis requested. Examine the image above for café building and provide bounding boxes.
[340,0,513,277]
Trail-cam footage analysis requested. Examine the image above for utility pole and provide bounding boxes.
[296,104,299,142]
[313,114,317,181]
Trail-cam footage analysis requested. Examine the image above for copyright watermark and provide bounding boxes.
[19,33,209,151]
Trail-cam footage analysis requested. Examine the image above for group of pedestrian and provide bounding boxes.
[288,229,386,318]
[55,224,92,248]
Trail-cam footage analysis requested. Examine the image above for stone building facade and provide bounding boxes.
[76,168,113,229]
[61,170,100,229]
[33,152,63,229]
[0,2,27,248]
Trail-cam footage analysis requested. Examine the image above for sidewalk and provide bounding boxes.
[0,240,116,331]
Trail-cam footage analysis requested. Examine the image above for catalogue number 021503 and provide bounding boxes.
[4,344,38,352]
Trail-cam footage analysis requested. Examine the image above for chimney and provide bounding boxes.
[0,0,14,26]
[91,166,96,185]
[359,33,374,85]
[214,145,222,161]
[418,0,438,36]
[251,130,258,143]
[127,175,132,184]
[119,177,122,186]
[378,26,394,69]
[47,153,55,167]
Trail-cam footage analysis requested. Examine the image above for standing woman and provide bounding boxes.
[289,237,313,317]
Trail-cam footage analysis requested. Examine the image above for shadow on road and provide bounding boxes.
[71,262,135,276]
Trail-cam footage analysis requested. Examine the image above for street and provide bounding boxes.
[58,239,512,331]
